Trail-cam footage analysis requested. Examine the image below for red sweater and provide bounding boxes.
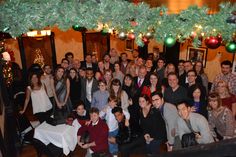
[78,118,109,153]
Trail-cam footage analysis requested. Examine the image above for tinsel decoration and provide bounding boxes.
[225,42,236,53]
[0,0,235,47]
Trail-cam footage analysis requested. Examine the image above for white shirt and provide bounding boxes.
[28,86,52,114]
[86,79,93,102]
[100,106,130,132]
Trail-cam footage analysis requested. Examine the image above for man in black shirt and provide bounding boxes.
[164,72,188,106]
[111,107,145,157]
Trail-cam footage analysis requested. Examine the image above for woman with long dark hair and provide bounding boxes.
[20,73,52,123]
[51,67,72,121]
[139,94,167,155]
[68,68,81,109]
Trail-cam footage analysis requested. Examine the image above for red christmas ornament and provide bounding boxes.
[128,33,135,40]
[130,21,138,27]
[205,35,222,49]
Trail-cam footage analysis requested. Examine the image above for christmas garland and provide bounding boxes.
[0,0,235,47]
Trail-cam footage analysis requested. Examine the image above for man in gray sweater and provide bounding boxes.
[176,101,214,146]
[151,91,180,151]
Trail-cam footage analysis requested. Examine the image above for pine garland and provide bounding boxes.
[0,0,235,46]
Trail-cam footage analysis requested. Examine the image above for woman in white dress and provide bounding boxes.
[20,73,52,123]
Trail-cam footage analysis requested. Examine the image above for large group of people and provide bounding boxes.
[20,48,236,156]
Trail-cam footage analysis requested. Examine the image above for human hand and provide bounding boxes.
[191,106,196,112]
[19,110,25,114]
[166,142,173,152]
[195,133,201,139]
[78,142,84,147]
[81,143,90,149]
[125,119,129,127]
[128,99,133,105]
[85,120,91,126]
[108,137,116,144]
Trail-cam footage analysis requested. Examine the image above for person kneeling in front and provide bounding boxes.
[77,107,110,157]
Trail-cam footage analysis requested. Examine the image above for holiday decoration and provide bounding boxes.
[0,40,14,87]
[33,48,45,68]
[72,25,80,31]
[164,36,176,47]
[118,32,127,40]
[205,35,222,49]
[225,42,236,53]
[128,33,135,40]
[0,0,235,46]
[145,32,154,39]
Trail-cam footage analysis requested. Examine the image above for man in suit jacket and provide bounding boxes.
[151,91,181,151]
[133,66,149,103]
[80,68,99,110]
[80,54,97,72]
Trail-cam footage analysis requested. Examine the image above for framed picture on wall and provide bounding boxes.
[82,32,110,61]
[232,54,236,74]
[187,46,208,67]
[125,39,134,51]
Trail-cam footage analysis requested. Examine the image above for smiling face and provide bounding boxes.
[208,98,219,110]
[69,69,77,79]
[114,112,124,123]
[56,68,64,79]
[221,64,231,75]
[187,71,197,84]
[168,74,179,89]
[90,112,99,123]
[31,74,39,85]
[193,88,201,99]
[150,74,158,86]
[76,105,85,116]
[177,103,191,120]
[86,70,94,80]
[152,94,164,109]
[139,96,149,109]
[98,82,106,91]
[124,76,132,86]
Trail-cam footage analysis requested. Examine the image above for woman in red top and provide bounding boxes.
[141,72,162,98]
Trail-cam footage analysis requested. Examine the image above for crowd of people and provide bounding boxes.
[20,48,236,157]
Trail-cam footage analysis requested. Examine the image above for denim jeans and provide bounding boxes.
[108,129,118,154]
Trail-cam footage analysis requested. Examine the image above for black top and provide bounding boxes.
[116,119,132,145]
[140,107,167,141]
[164,85,188,106]
[69,77,81,107]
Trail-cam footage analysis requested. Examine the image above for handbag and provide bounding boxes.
[181,132,198,148]
[181,120,199,148]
